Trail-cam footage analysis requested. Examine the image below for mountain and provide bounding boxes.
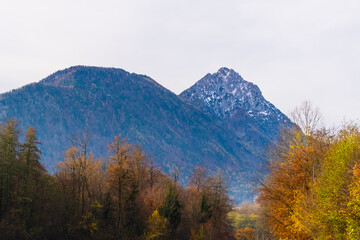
[180,67,291,155]
[0,66,290,201]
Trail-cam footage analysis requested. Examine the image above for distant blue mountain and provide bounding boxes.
[0,66,291,201]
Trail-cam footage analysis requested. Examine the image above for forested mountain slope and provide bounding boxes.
[0,66,290,201]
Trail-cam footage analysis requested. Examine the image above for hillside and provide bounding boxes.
[0,66,290,201]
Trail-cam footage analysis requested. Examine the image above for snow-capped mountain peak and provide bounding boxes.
[180,67,291,148]
[181,67,287,121]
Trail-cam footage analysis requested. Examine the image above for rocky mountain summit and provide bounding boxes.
[181,67,290,125]
[181,67,291,153]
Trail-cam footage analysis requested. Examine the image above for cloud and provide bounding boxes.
[1,0,360,125]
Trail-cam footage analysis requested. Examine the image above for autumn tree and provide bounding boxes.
[70,129,93,215]
[55,143,105,238]
[257,102,327,239]
[147,157,160,191]
[206,172,234,240]
[347,163,360,239]
[107,134,142,239]
[189,166,207,191]
[310,125,360,239]
[235,227,255,240]
[146,209,167,240]
[257,103,360,239]
[186,166,212,239]
[290,100,322,135]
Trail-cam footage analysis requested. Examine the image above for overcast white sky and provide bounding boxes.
[1,0,360,126]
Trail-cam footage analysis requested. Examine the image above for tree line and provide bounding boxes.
[6,101,355,240]
[0,118,235,240]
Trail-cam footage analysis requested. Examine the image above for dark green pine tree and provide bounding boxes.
[0,118,21,220]
[159,184,182,237]
[20,126,45,230]
[200,193,212,224]
[21,127,44,195]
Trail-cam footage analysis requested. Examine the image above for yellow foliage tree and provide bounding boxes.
[146,209,167,240]
[347,164,360,239]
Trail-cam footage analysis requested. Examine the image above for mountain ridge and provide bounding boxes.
[41,66,161,87]
[0,66,290,201]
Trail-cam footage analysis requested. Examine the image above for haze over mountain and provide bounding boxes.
[0,66,291,201]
